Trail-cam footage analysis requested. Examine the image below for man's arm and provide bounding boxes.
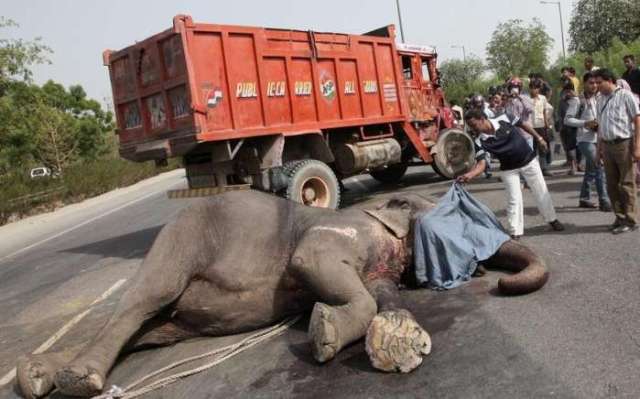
[634,115,640,161]
[457,159,487,183]
[564,97,586,128]
[517,120,548,152]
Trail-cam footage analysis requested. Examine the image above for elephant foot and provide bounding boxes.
[308,303,341,363]
[365,310,431,373]
[53,364,104,397]
[16,355,56,399]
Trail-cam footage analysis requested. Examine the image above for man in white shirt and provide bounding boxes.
[594,68,640,234]
[564,72,611,211]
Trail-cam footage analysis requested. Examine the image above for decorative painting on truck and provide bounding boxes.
[319,72,336,101]
[162,35,185,78]
[121,101,142,130]
[169,85,190,117]
[112,57,135,97]
[146,94,167,129]
[139,49,159,86]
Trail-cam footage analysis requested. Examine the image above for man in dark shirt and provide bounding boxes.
[458,109,564,239]
[622,54,640,96]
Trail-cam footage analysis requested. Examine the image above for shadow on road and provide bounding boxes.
[60,225,164,259]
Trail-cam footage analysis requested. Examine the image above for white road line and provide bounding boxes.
[0,184,178,264]
[0,278,127,387]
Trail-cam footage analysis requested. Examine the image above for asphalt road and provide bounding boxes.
[1,164,639,399]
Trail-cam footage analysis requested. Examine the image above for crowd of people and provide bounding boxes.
[457,55,640,237]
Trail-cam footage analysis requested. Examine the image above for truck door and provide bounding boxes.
[401,54,424,121]
[418,56,440,121]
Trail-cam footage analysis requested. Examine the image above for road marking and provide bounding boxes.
[0,278,127,387]
[0,183,180,264]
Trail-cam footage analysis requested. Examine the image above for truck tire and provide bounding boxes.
[369,162,408,184]
[284,160,341,209]
[430,160,451,180]
[431,128,476,179]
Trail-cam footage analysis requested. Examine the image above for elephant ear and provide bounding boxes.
[364,199,412,238]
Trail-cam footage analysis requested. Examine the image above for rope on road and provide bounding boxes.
[92,315,301,399]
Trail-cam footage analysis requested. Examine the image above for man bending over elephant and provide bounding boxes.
[16,190,549,398]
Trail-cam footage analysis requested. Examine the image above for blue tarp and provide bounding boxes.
[414,182,510,290]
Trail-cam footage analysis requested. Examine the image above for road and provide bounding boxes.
[1,165,639,399]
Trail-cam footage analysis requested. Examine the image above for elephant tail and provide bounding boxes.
[485,239,549,295]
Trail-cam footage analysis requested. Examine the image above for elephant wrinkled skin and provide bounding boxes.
[16,190,549,398]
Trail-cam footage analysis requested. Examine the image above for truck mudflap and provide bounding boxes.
[430,128,476,179]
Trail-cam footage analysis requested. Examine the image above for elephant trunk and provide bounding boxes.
[484,239,549,295]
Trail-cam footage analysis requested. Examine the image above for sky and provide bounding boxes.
[3,0,572,108]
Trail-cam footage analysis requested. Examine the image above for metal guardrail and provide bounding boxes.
[6,187,66,205]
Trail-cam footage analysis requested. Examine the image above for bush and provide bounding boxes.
[0,157,180,225]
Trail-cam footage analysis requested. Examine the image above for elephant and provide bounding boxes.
[15,189,549,398]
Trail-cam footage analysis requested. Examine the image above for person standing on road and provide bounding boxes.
[594,68,640,234]
[557,78,579,175]
[564,72,612,211]
[469,94,494,178]
[530,78,553,177]
[458,109,565,240]
[622,55,640,97]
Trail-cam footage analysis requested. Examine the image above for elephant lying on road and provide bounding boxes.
[16,190,549,398]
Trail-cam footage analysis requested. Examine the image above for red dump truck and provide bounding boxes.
[103,15,474,208]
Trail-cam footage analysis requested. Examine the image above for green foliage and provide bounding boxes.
[569,0,640,54]
[0,158,180,225]
[547,37,640,91]
[0,19,114,176]
[486,19,554,80]
[439,56,501,105]
[0,17,51,91]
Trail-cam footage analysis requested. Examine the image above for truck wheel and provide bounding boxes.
[430,159,451,180]
[284,160,341,209]
[431,128,476,179]
[369,162,408,184]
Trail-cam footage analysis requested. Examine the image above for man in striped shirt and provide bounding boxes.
[594,68,640,234]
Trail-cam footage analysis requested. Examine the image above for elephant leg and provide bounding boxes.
[290,241,377,363]
[16,346,82,399]
[123,316,198,352]
[483,239,549,295]
[17,316,196,399]
[53,219,205,397]
[364,278,431,373]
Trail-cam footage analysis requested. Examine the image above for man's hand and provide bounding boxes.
[457,172,474,184]
[585,120,598,131]
[633,145,640,161]
[536,136,548,153]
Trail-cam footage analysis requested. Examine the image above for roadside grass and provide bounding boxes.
[0,158,180,226]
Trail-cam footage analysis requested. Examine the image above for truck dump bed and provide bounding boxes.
[104,15,407,162]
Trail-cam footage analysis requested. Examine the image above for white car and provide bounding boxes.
[30,167,52,179]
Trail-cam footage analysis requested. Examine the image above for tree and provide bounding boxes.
[569,0,640,54]
[0,18,51,92]
[439,56,497,105]
[486,19,553,80]
[0,19,114,176]
[31,97,78,175]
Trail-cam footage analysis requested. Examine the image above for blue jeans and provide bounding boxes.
[578,141,610,205]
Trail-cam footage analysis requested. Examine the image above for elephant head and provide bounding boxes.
[362,192,548,296]
[363,193,436,239]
